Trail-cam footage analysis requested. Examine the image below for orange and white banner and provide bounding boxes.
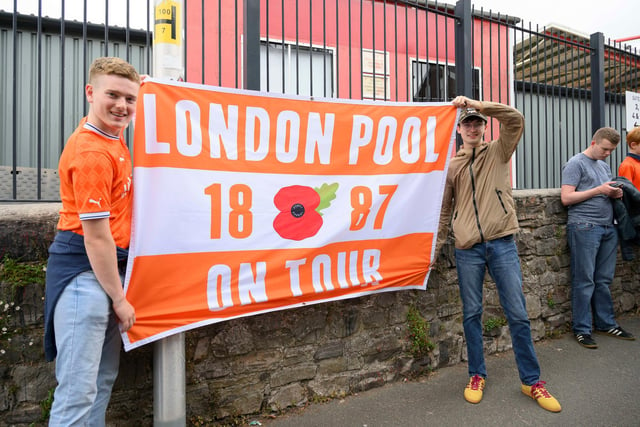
[122,79,458,351]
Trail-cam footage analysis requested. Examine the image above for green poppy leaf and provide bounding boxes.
[314,182,339,215]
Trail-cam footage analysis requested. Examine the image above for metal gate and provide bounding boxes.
[1,0,639,201]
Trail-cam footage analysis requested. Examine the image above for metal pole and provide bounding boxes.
[152,1,186,425]
[454,0,473,98]
[153,0,185,81]
[153,333,186,426]
[243,0,261,90]
[454,0,473,149]
[590,32,606,135]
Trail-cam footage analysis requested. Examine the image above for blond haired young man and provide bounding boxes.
[44,57,140,425]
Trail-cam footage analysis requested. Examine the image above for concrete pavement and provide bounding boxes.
[261,315,640,427]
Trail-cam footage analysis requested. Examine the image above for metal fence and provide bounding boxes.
[1,0,639,201]
[0,4,151,201]
[512,25,640,188]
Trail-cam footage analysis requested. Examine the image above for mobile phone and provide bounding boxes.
[610,182,623,188]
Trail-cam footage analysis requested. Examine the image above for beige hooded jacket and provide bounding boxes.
[436,101,525,252]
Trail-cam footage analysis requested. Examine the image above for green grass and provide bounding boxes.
[483,316,507,332]
[406,305,435,358]
[0,256,46,289]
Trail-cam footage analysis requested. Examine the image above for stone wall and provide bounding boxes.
[1,189,639,425]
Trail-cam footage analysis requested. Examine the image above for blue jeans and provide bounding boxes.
[455,235,540,385]
[49,271,122,426]
[567,223,618,335]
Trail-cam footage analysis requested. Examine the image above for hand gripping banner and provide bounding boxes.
[122,79,458,351]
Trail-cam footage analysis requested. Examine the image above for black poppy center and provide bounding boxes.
[290,203,305,218]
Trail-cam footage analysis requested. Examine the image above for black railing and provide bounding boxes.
[1,0,639,201]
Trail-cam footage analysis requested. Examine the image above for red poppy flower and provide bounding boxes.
[273,185,323,240]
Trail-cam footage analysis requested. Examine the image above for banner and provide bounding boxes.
[122,79,458,351]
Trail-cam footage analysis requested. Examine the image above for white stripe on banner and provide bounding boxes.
[130,167,446,257]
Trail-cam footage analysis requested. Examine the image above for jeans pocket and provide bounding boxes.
[572,222,594,232]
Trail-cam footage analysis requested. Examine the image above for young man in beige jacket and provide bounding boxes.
[436,96,561,412]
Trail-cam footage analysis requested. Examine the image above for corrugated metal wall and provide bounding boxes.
[0,12,151,200]
[514,91,626,188]
[0,34,148,169]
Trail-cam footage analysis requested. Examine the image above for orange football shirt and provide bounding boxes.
[57,118,133,249]
[619,155,640,190]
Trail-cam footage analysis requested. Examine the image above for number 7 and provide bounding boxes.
[374,185,397,229]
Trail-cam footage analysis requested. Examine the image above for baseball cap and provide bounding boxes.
[458,107,487,124]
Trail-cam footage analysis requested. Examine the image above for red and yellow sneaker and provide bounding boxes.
[464,375,485,404]
[521,381,562,412]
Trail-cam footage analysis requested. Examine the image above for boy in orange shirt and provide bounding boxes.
[617,126,640,261]
[44,57,140,425]
[618,126,640,188]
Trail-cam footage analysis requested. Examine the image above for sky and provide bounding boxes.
[2,0,639,49]
[472,0,640,49]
